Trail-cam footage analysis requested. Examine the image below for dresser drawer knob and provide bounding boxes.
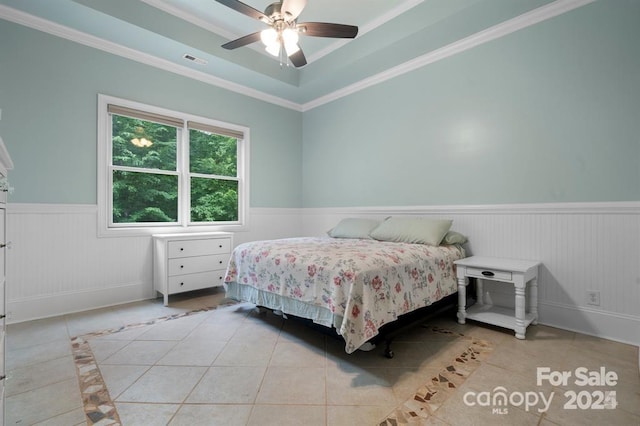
[0,314,5,319]
[0,241,11,249]
[180,265,184,269]
[481,271,495,277]
[219,244,223,248]
[180,247,184,251]
[180,282,184,286]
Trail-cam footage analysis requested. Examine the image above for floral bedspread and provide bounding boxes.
[224,237,465,353]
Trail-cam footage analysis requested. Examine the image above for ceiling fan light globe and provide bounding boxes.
[282,28,299,45]
[265,43,281,57]
[260,28,278,46]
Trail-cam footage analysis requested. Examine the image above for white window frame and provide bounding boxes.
[97,94,250,237]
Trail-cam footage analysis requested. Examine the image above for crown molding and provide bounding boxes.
[1,0,594,113]
[139,0,273,60]
[306,0,424,64]
[301,0,595,111]
[0,4,302,111]
[141,0,424,66]
[139,0,240,42]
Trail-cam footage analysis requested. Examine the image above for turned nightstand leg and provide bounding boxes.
[530,277,538,325]
[514,280,526,339]
[457,276,467,324]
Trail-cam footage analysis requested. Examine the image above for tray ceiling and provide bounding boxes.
[0,0,592,109]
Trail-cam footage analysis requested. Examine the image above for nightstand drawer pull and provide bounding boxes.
[481,271,495,277]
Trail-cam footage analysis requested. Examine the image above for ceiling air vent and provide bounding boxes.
[183,54,208,65]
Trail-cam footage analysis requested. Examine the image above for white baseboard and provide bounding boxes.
[6,281,153,324]
[538,301,640,347]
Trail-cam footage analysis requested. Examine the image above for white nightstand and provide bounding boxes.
[454,256,541,339]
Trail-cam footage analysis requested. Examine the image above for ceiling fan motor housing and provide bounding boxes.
[265,2,284,21]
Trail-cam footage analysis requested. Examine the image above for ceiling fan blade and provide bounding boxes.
[288,48,307,68]
[214,0,272,24]
[281,0,307,21]
[221,32,262,50]
[297,22,358,39]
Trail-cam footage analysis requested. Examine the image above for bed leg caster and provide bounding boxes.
[384,342,394,359]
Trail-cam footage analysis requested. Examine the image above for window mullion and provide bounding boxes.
[111,165,179,176]
[190,172,239,181]
[180,126,190,227]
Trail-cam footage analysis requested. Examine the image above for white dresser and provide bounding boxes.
[153,232,233,306]
[0,137,13,424]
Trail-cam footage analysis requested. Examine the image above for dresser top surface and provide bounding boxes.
[152,232,232,241]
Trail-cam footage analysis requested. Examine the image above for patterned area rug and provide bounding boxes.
[70,308,493,426]
[379,327,494,424]
[71,307,217,425]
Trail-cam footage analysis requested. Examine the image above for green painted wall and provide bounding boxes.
[0,21,303,208]
[302,1,640,207]
[2,0,639,210]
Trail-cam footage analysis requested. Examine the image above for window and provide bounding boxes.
[98,95,249,236]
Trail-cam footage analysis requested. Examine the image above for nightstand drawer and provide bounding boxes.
[168,254,228,276]
[168,271,225,293]
[465,267,512,281]
[168,238,231,258]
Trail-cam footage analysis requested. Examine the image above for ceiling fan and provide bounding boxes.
[215,0,358,67]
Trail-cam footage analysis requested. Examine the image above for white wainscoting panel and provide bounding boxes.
[302,202,640,346]
[6,204,304,323]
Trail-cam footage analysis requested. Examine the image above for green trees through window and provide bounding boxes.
[189,128,238,222]
[111,114,239,225]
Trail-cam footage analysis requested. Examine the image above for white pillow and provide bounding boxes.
[442,230,467,245]
[370,217,453,246]
[327,218,380,239]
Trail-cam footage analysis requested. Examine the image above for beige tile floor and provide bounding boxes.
[5,287,639,425]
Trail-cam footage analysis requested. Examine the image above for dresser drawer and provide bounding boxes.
[465,267,512,281]
[168,238,231,258]
[168,254,228,276]
[168,271,225,293]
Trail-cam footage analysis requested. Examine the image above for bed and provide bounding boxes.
[224,217,467,354]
